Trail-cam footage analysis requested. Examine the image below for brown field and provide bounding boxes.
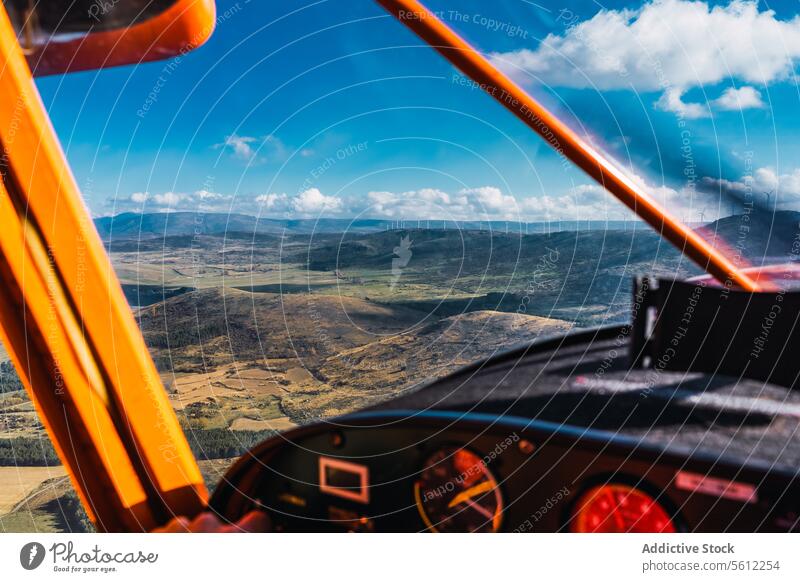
[1,226,618,531]
[0,459,235,533]
[0,466,67,515]
[230,416,295,431]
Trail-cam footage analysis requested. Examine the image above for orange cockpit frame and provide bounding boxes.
[0,0,767,533]
[0,0,216,532]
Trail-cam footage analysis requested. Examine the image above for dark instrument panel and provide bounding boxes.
[211,327,800,532]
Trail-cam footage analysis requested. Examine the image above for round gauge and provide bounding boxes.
[570,484,676,533]
[414,447,503,532]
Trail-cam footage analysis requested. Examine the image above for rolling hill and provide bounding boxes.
[93,212,651,241]
[699,210,800,259]
[135,287,573,422]
[94,213,397,240]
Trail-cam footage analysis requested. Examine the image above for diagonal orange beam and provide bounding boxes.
[0,5,208,530]
[376,0,764,292]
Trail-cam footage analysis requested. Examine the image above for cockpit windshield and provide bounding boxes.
[3,0,799,533]
[457,0,800,276]
[39,0,800,426]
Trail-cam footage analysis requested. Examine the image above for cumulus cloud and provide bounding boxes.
[216,134,258,161]
[462,186,518,213]
[365,187,520,220]
[362,183,696,221]
[712,85,766,110]
[194,189,227,201]
[255,192,289,210]
[519,173,714,221]
[491,0,799,114]
[255,189,344,215]
[214,134,288,163]
[520,184,632,220]
[118,187,344,216]
[655,88,710,119]
[119,189,232,212]
[655,85,765,116]
[702,166,800,207]
[151,192,184,207]
[292,188,343,215]
[114,180,720,222]
[368,188,450,218]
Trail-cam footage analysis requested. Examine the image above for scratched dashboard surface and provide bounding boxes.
[371,327,800,470]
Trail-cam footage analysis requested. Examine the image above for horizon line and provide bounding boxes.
[93,210,736,225]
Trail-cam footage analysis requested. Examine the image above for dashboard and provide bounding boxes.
[210,327,800,532]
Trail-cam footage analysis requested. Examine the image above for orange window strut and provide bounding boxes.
[376,0,764,293]
[0,4,209,531]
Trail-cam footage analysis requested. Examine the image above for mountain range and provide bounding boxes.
[92,212,652,240]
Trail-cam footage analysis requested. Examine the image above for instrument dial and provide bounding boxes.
[414,447,503,532]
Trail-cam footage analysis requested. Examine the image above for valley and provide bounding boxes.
[3,210,795,531]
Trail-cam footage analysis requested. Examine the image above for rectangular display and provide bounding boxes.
[318,457,370,504]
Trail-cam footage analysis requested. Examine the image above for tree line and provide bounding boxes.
[0,429,277,466]
[0,360,23,394]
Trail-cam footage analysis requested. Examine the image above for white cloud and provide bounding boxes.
[461,186,518,212]
[292,188,343,215]
[365,187,520,220]
[217,134,258,161]
[712,85,766,110]
[119,189,232,212]
[366,190,398,208]
[121,188,340,217]
[655,85,765,116]
[114,179,720,222]
[518,173,713,221]
[520,184,630,220]
[491,1,800,113]
[366,189,446,218]
[655,88,709,119]
[255,192,289,210]
[151,192,184,207]
[363,183,691,221]
[214,134,288,163]
[194,189,226,201]
[702,166,800,206]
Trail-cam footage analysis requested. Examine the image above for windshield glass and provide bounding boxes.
[469,0,798,276]
[5,2,797,531]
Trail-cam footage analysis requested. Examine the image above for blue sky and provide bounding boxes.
[34,0,800,222]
